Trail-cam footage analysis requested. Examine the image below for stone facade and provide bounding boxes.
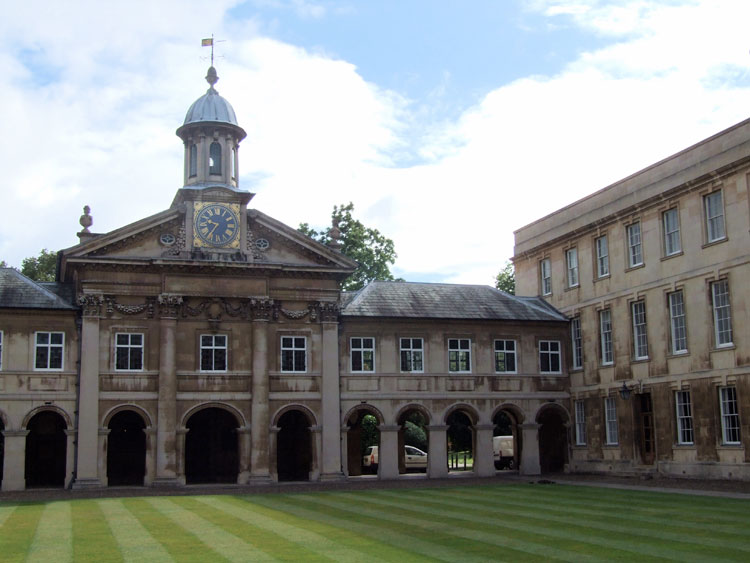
[0,67,572,491]
[514,118,750,480]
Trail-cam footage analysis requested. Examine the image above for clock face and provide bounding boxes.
[194,203,240,247]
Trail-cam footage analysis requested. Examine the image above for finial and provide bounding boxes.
[79,205,93,233]
[206,66,219,89]
[328,217,342,251]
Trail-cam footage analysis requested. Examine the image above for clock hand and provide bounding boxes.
[207,220,219,237]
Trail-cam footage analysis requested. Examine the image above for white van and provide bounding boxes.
[493,436,515,469]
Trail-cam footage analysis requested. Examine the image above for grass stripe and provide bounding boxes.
[71,500,123,563]
[333,490,692,562]
[99,499,173,562]
[429,487,750,550]
[145,497,272,562]
[27,501,72,563]
[0,505,17,527]
[294,492,595,562]
[249,494,484,562]
[197,495,382,562]
[0,503,44,563]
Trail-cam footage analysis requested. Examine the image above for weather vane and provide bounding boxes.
[201,34,226,66]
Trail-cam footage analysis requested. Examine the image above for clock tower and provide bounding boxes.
[173,66,252,252]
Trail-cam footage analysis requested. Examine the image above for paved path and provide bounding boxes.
[2,472,750,503]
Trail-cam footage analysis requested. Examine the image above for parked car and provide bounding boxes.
[362,445,429,473]
[493,435,515,469]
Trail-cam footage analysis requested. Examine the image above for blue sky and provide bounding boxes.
[2,1,750,284]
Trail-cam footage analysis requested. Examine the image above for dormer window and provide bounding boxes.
[209,142,222,175]
[189,144,197,177]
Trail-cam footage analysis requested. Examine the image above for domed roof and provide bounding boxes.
[177,67,246,139]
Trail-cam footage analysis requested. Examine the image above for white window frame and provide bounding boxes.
[540,258,551,296]
[539,340,561,374]
[34,331,64,371]
[350,337,375,373]
[626,222,643,267]
[448,338,471,373]
[566,248,579,287]
[571,317,582,370]
[574,400,587,446]
[200,334,227,372]
[281,336,307,373]
[704,190,726,243]
[631,300,648,360]
[604,396,618,445]
[400,337,424,373]
[663,208,681,256]
[494,339,517,374]
[675,390,694,445]
[599,310,613,365]
[668,291,688,354]
[719,386,740,445]
[711,280,733,348]
[595,235,609,278]
[115,332,144,372]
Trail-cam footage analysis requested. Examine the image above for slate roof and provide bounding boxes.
[0,268,77,310]
[340,281,567,322]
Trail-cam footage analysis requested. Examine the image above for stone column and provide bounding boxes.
[427,424,449,478]
[310,425,322,481]
[520,422,541,476]
[320,309,344,480]
[250,301,272,483]
[1,430,28,491]
[153,294,182,487]
[144,427,156,486]
[377,425,400,479]
[474,424,496,477]
[73,294,103,489]
[65,428,76,488]
[237,426,252,484]
[98,427,110,486]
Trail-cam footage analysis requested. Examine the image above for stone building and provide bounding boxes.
[514,118,750,480]
[0,67,571,491]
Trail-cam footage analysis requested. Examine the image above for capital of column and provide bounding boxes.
[249,298,276,321]
[310,425,322,434]
[98,427,111,436]
[1,430,29,438]
[157,293,183,319]
[237,426,252,435]
[270,425,280,434]
[313,301,339,323]
[377,424,400,433]
[520,422,540,430]
[475,424,495,432]
[78,293,104,317]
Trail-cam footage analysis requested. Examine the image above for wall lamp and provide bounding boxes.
[619,380,643,400]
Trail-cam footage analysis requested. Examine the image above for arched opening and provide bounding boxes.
[185,407,239,484]
[209,142,222,175]
[107,410,146,486]
[346,410,380,476]
[189,144,197,177]
[493,410,520,470]
[397,409,429,474]
[538,406,568,473]
[277,410,312,481]
[25,411,67,488]
[447,409,474,472]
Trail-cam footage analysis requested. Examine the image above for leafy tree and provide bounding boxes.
[299,202,398,291]
[360,414,380,455]
[495,261,515,295]
[404,421,428,451]
[0,260,7,268]
[21,249,58,282]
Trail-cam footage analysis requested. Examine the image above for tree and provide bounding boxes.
[0,260,7,268]
[21,249,58,282]
[299,202,398,291]
[495,261,515,295]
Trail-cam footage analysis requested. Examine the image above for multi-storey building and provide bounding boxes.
[0,67,570,491]
[514,118,750,480]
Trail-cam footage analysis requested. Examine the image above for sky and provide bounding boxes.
[2,0,750,286]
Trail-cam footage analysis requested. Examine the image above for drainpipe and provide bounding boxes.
[69,313,83,489]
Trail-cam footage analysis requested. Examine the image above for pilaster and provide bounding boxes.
[377,424,400,479]
[320,317,344,480]
[250,305,272,483]
[520,422,541,475]
[474,424,496,477]
[1,430,28,491]
[428,424,449,478]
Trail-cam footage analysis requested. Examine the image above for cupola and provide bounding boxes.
[176,67,247,190]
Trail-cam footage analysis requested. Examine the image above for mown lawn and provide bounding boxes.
[1,483,749,562]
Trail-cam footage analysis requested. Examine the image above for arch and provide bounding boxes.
[276,409,312,481]
[107,410,147,486]
[445,404,477,472]
[344,406,382,476]
[209,141,222,175]
[22,405,72,430]
[185,407,240,484]
[102,403,154,429]
[536,403,569,473]
[394,403,432,426]
[181,401,246,428]
[492,406,523,471]
[272,403,317,427]
[396,404,430,474]
[25,410,67,488]
[491,403,526,426]
[442,403,479,426]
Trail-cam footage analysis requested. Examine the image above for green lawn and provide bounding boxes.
[1,483,749,562]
